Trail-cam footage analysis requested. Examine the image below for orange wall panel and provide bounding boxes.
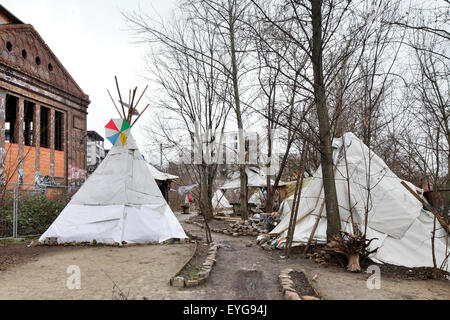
[4,142,65,186]
[54,150,65,178]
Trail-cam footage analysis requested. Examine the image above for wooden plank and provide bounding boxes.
[213,216,242,221]
[401,181,449,233]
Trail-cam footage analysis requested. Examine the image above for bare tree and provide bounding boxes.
[184,0,254,220]
[126,10,232,222]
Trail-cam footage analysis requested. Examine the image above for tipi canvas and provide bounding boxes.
[270,132,449,271]
[39,120,187,244]
[212,190,232,211]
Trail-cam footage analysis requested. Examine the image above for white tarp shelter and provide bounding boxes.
[249,189,265,206]
[278,194,294,221]
[212,190,232,211]
[146,162,178,181]
[40,133,187,244]
[270,132,449,271]
[220,167,286,189]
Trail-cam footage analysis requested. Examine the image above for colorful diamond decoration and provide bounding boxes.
[105,119,131,146]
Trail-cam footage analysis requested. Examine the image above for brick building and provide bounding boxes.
[0,5,90,187]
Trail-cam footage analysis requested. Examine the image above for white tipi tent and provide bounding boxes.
[270,132,449,271]
[211,190,232,211]
[39,131,187,244]
[40,82,187,244]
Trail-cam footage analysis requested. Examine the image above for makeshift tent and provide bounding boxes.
[212,190,232,211]
[146,162,178,181]
[220,167,287,189]
[278,178,312,220]
[270,132,449,271]
[249,189,265,206]
[40,82,187,244]
[278,194,294,221]
[146,162,178,202]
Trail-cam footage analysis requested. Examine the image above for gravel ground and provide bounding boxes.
[0,212,449,300]
[172,214,450,300]
[0,242,194,300]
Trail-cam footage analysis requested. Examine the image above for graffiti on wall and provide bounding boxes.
[68,165,86,190]
[34,171,58,193]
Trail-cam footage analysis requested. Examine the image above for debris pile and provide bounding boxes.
[255,234,278,250]
[221,220,268,237]
[304,251,331,268]
[186,218,269,237]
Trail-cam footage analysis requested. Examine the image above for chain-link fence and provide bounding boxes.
[0,183,80,239]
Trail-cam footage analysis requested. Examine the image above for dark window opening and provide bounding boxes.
[22,49,27,59]
[48,63,53,71]
[40,106,49,148]
[5,94,17,143]
[6,41,12,52]
[23,101,34,146]
[35,56,41,65]
[54,111,64,151]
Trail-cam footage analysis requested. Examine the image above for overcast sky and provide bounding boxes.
[1,0,176,154]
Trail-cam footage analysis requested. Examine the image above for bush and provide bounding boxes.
[0,194,13,237]
[17,193,69,236]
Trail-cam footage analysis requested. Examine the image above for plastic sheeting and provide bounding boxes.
[270,132,449,271]
[212,190,232,210]
[39,134,187,244]
[249,189,265,206]
[146,162,178,181]
[220,167,287,189]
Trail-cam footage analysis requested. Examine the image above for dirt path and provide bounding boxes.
[172,217,450,300]
[0,243,194,300]
[0,212,448,300]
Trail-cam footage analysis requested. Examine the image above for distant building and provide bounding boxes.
[220,131,260,164]
[86,131,105,174]
[177,130,260,166]
[0,5,90,186]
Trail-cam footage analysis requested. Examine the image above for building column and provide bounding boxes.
[16,97,24,183]
[0,89,6,183]
[49,108,55,177]
[83,113,87,175]
[33,104,41,174]
[0,89,5,151]
[66,110,72,185]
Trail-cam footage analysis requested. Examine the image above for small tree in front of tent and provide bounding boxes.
[125,8,232,224]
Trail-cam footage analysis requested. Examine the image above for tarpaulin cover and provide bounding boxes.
[212,190,232,210]
[270,132,449,271]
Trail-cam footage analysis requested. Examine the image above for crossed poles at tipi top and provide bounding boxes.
[104,76,150,146]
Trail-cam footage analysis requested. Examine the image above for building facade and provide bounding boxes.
[0,6,90,187]
[86,130,106,174]
[221,131,260,164]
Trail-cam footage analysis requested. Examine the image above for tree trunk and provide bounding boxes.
[266,176,273,212]
[347,253,361,272]
[228,1,248,220]
[311,0,341,240]
[239,165,249,220]
[266,114,274,212]
[200,165,214,221]
[444,148,450,222]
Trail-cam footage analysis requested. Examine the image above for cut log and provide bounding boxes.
[347,253,361,272]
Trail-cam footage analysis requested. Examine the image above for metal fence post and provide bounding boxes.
[12,183,18,239]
